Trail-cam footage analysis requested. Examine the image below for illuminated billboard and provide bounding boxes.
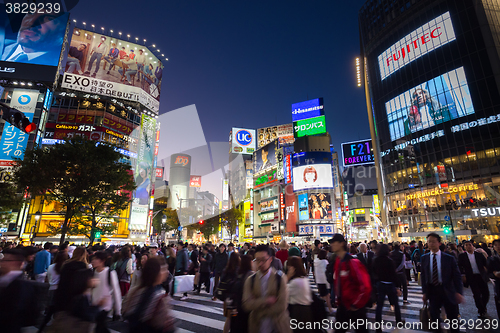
[341,139,374,167]
[292,152,333,192]
[378,12,456,80]
[386,67,475,141]
[190,175,202,187]
[61,28,163,112]
[298,193,309,221]
[257,124,294,149]
[291,98,324,121]
[231,128,256,154]
[293,115,326,138]
[253,140,277,174]
[0,10,69,81]
[308,193,332,220]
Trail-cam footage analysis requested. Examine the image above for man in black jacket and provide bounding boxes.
[213,243,228,300]
[188,244,199,291]
[487,239,500,319]
[390,242,410,304]
[195,246,213,295]
[458,241,489,317]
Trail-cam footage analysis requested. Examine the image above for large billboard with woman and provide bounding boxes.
[386,67,474,141]
[61,28,163,112]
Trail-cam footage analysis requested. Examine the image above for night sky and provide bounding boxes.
[71,0,370,152]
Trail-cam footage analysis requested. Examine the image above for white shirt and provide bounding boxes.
[429,250,442,284]
[91,267,122,313]
[313,258,330,287]
[92,42,108,55]
[467,252,481,275]
[135,53,145,64]
[288,277,312,305]
[6,44,45,61]
[47,264,60,290]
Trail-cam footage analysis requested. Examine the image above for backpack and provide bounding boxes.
[216,272,237,301]
[413,249,422,263]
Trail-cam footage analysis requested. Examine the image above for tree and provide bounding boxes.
[0,181,22,227]
[198,215,220,240]
[13,137,135,245]
[221,208,244,241]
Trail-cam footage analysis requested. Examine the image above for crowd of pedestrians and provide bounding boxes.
[1,234,500,332]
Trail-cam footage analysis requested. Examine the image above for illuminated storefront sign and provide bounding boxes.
[254,169,278,188]
[405,183,479,200]
[341,139,374,167]
[355,209,365,215]
[381,130,445,157]
[378,12,456,80]
[293,115,326,138]
[472,207,500,217]
[373,195,380,214]
[291,98,324,121]
[231,128,256,155]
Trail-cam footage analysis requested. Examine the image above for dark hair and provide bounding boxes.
[54,251,69,274]
[225,252,240,275]
[219,243,226,249]
[314,240,321,246]
[318,249,327,260]
[427,232,442,243]
[287,256,307,281]
[44,242,52,250]
[120,246,131,259]
[247,249,256,259]
[377,244,390,257]
[93,251,107,263]
[53,261,90,312]
[255,244,270,256]
[239,255,253,275]
[228,243,234,247]
[140,256,166,288]
[3,249,25,261]
[203,246,209,251]
[59,243,68,252]
[72,268,93,296]
[493,239,500,246]
[349,244,358,254]
[268,247,276,257]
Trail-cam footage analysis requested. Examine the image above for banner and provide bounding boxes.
[257,123,294,148]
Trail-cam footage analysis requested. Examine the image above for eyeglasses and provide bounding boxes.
[253,257,270,263]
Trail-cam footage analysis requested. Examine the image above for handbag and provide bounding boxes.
[405,260,413,269]
[419,303,431,331]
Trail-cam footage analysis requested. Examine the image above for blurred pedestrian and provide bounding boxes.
[276,240,289,266]
[34,243,52,282]
[213,243,229,300]
[287,256,313,332]
[487,239,500,319]
[115,246,133,296]
[230,255,253,333]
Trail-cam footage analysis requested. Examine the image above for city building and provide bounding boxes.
[359,0,500,242]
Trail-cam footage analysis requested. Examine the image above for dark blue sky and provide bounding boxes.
[71,0,369,152]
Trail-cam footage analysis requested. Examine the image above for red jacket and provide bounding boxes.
[333,254,372,309]
[275,249,289,265]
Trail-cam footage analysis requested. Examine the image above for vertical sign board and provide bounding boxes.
[298,193,309,221]
[276,148,284,180]
[285,184,298,232]
[0,90,39,161]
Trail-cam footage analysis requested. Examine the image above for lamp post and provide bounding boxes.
[30,211,41,245]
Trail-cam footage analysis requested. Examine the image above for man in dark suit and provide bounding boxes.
[356,243,374,274]
[421,233,464,333]
[458,241,489,317]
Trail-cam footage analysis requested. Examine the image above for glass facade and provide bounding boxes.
[360,0,500,241]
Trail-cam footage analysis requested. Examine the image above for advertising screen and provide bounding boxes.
[0,10,69,82]
[308,193,332,220]
[0,89,40,161]
[61,28,163,112]
[298,193,309,221]
[284,184,298,232]
[291,98,324,122]
[257,123,294,148]
[231,128,256,154]
[129,114,156,231]
[341,139,374,167]
[293,115,326,138]
[293,164,334,192]
[386,67,474,141]
[253,140,277,173]
[378,12,456,80]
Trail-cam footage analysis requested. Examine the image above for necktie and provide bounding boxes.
[432,254,439,285]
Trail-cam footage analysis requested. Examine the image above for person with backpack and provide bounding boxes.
[287,256,314,332]
[373,244,403,333]
[91,251,122,332]
[122,256,176,333]
[217,252,240,333]
[242,244,292,333]
[330,234,371,333]
[115,246,134,297]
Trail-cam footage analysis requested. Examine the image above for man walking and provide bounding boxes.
[33,243,51,282]
[421,233,464,332]
[212,243,228,300]
[195,246,212,295]
[458,240,489,317]
[391,242,410,304]
[242,244,291,333]
[487,239,500,319]
[175,241,189,301]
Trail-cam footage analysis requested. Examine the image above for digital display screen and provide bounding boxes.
[341,139,374,167]
[386,67,475,141]
[378,12,455,80]
[292,164,333,192]
[291,98,324,122]
[293,115,326,138]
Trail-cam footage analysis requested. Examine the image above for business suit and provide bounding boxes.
[421,251,463,332]
[458,251,489,315]
[356,251,374,275]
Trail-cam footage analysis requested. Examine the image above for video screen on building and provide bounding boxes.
[386,67,475,141]
[257,124,294,149]
[253,140,277,173]
[308,193,332,220]
[0,9,69,81]
[61,28,163,112]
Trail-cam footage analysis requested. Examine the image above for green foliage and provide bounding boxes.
[0,181,22,226]
[12,137,135,245]
[221,208,244,239]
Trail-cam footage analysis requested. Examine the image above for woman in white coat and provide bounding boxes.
[313,249,333,314]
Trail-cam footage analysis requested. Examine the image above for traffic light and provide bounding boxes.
[0,105,36,133]
[91,229,102,241]
[199,220,204,225]
[443,224,451,235]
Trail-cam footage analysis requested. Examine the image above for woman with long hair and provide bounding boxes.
[229,255,253,333]
[313,249,333,314]
[115,246,134,296]
[219,252,240,333]
[122,256,175,333]
[373,244,403,332]
[287,256,313,332]
[130,251,149,289]
[69,247,91,268]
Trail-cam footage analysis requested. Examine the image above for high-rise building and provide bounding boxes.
[359,0,500,241]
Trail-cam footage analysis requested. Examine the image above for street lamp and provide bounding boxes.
[30,211,41,244]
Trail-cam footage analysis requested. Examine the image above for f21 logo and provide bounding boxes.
[174,156,189,166]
